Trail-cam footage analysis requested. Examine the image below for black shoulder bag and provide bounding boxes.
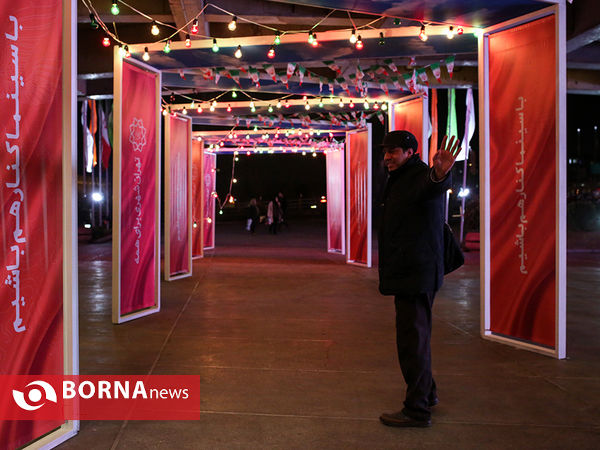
[444,223,464,275]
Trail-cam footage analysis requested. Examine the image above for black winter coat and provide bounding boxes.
[378,155,451,296]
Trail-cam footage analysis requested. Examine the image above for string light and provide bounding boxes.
[227,104,232,112]
[349,29,357,44]
[457,27,464,35]
[182,107,187,115]
[231,90,237,99]
[234,45,242,58]
[355,35,363,50]
[110,2,119,15]
[191,18,199,34]
[268,104,273,113]
[381,102,388,111]
[373,102,380,110]
[318,98,324,108]
[249,100,255,109]
[419,25,428,41]
[285,100,290,108]
[197,105,203,113]
[379,32,385,45]
[274,32,281,45]
[212,38,219,52]
[349,100,354,109]
[210,104,215,112]
[228,16,237,31]
[339,98,344,107]
[124,45,130,58]
[305,101,311,110]
[276,100,282,108]
[102,37,110,47]
[143,47,150,61]
[151,21,159,36]
[308,31,315,45]
[191,100,195,109]
[447,26,455,39]
[363,99,369,109]
[212,100,217,108]
[163,40,171,53]
[311,33,318,47]
[185,34,191,47]
[267,46,275,59]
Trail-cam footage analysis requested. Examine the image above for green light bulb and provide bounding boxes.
[232,91,237,98]
[212,38,219,53]
[274,34,281,45]
[111,2,120,15]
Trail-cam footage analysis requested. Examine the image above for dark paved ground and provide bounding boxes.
[61,219,600,449]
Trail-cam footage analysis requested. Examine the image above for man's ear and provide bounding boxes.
[406,148,414,157]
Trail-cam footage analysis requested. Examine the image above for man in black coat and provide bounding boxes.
[378,130,460,428]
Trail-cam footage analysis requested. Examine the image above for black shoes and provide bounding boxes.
[429,396,439,407]
[379,411,432,428]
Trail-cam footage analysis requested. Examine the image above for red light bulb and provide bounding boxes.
[102,37,110,47]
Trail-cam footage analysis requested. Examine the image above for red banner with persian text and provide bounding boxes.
[167,115,190,276]
[191,139,203,258]
[0,1,64,447]
[489,15,556,347]
[203,152,216,249]
[393,97,424,161]
[347,131,369,265]
[326,149,344,253]
[120,61,158,315]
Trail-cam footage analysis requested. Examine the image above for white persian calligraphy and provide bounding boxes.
[514,96,528,275]
[3,15,27,332]
[129,117,147,265]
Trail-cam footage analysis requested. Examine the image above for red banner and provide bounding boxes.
[0,375,200,421]
[489,16,556,347]
[347,130,370,265]
[0,2,64,447]
[167,115,190,276]
[326,149,345,252]
[119,61,158,315]
[203,152,216,249]
[191,139,204,258]
[393,97,424,160]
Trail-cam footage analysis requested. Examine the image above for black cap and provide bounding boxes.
[380,130,418,152]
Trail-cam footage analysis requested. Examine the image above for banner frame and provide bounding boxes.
[345,124,372,268]
[326,147,346,255]
[203,151,216,251]
[164,113,193,281]
[111,54,162,324]
[191,137,204,259]
[20,0,79,447]
[388,94,429,164]
[479,4,566,359]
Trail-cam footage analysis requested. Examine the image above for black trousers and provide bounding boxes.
[394,292,437,421]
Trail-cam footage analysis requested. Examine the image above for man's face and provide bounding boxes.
[383,147,414,172]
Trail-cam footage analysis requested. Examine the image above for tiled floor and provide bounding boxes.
[60,220,600,449]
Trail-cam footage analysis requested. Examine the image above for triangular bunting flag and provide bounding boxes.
[445,55,455,79]
[431,63,442,83]
[298,65,306,86]
[263,64,277,82]
[383,58,398,73]
[287,63,296,79]
[416,67,429,86]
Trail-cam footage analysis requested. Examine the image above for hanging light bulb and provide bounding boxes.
[191,100,196,109]
[253,126,258,131]
[110,2,120,15]
[363,99,369,109]
[276,100,282,109]
[349,100,355,109]
[249,100,255,109]
[212,38,219,52]
[305,101,311,110]
[228,16,237,31]
[285,100,290,108]
[102,37,111,47]
[227,104,232,112]
[210,104,215,112]
[162,107,168,116]
[182,107,188,115]
[267,46,275,59]
[185,34,191,47]
[151,21,160,36]
[89,13,99,29]
[318,98,324,108]
[124,45,130,58]
[381,102,388,111]
[447,26,455,39]
[419,25,428,42]
[355,35,363,50]
[308,31,314,45]
[197,105,203,113]
[268,105,273,113]
[142,47,150,61]
[373,102,380,110]
[234,45,242,59]
[349,29,357,44]
[311,33,318,47]
[274,32,281,45]
[379,32,385,45]
[191,18,199,34]
[163,40,171,53]
[339,98,344,107]
[212,100,217,108]
[457,27,464,35]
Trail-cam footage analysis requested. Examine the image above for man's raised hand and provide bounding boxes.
[432,135,461,180]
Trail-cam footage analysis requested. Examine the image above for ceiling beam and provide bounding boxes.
[567,23,600,53]
[78,14,174,24]
[168,0,202,41]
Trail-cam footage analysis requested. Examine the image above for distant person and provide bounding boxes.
[246,198,260,234]
[277,192,288,230]
[267,195,281,235]
[378,130,460,429]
